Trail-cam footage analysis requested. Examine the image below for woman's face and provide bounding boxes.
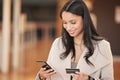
[62,11,84,38]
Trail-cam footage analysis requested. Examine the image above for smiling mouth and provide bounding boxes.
[70,30,75,33]
[70,32,74,34]
[69,31,75,34]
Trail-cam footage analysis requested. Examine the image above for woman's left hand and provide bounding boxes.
[72,72,89,80]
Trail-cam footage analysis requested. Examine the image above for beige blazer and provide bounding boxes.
[36,37,114,80]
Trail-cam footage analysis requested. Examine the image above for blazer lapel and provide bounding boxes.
[77,48,110,75]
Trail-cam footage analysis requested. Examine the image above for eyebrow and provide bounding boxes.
[62,19,76,22]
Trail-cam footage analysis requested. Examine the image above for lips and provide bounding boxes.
[70,32,74,34]
[69,31,75,35]
[70,30,75,33]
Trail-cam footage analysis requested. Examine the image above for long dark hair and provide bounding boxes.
[60,0,103,65]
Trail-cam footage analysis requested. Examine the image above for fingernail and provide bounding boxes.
[43,68,46,70]
[50,69,53,71]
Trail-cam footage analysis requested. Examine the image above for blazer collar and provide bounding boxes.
[77,48,110,75]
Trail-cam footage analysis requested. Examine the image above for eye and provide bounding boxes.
[62,21,67,24]
[71,21,76,24]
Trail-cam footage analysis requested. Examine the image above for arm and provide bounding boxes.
[35,38,59,80]
[94,40,114,80]
[100,41,114,80]
[92,62,114,80]
[86,40,114,80]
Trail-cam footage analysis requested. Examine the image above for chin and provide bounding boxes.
[69,33,78,37]
[69,34,75,37]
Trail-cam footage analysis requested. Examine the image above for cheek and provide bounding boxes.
[75,24,83,33]
[76,24,83,30]
[63,24,66,28]
[63,24,67,30]
[78,21,83,30]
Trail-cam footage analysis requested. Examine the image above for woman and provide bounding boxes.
[36,0,114,80]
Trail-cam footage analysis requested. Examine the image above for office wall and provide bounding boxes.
[93,0,120,56]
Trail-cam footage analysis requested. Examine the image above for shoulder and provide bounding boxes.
[97,39,110,46]
[52,37,62,46]
[48,37,65,60]
[92,39,110,49]
[93,39,110,46]
[92,39,111,52]
[51,37,64,50]
[95,39,113,60]
[53,37,62,43]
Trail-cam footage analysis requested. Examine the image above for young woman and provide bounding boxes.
[36,0,114,80]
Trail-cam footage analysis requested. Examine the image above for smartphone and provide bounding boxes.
[36,60,54,71]
[66,68,80,74]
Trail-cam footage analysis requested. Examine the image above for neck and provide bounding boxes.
[74,34,83,45]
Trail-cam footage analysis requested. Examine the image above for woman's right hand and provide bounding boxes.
[38,67,56,79]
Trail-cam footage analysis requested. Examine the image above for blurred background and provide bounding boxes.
[0,0,120,80]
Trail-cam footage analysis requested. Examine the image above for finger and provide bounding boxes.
[40,67,46,71]
[47,71,56,76]
[38,68,48,79]
[45,69,54,73]
[74,72,89,80]
[75,71,80,75]
[72,72,82,80]
[43,70,56,78]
